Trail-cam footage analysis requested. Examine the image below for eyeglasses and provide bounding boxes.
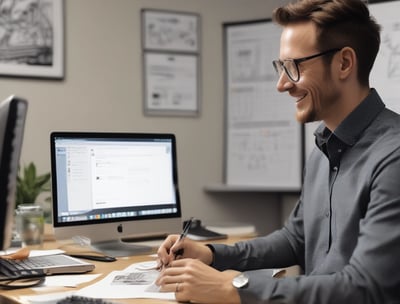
[272,48,342,82]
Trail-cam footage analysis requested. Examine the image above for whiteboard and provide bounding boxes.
[304,0,400,161]
[224,20,303,191]
[369,0,400,114]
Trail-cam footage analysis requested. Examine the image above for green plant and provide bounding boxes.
[16,162,51,208]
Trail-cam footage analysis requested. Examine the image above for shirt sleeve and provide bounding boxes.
[209,153,400,304]
[210,194,306,271]
[209,198,306,302]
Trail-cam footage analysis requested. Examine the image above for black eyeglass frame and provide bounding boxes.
[272,48,342,82]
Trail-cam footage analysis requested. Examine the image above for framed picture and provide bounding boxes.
[0,0,64,79]
[143,52,200,116]
[142,9,200,53]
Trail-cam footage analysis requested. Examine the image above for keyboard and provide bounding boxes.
[0,256,45,279]
[0,254,94,279]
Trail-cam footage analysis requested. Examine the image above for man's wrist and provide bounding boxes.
[223,271,242,304]
[205,244,215,265]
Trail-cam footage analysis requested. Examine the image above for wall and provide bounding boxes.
[0,0,295,235]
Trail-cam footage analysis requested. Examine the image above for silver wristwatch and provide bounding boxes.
[232,273,249,288]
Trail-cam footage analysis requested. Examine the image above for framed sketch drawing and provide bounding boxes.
[0,0,64,79]
[142,9,200,53]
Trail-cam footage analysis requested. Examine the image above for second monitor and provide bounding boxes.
[50,132,182,256]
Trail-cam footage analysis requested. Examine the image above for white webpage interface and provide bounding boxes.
[54,138,176,217]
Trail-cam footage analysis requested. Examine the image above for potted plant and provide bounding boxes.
[16,162,52,221]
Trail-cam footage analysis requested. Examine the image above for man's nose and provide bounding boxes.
[276,72,294,92]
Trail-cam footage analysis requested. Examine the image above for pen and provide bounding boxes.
[173,217,194,259]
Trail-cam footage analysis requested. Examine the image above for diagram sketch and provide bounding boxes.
[143,10,199,52]
[74,266,175,300]
[112,271,158,286]
[380,22,400,79]
[227,24,278,84]
[0,0,63,78]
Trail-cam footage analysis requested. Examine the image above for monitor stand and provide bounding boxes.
[91,239,153,257]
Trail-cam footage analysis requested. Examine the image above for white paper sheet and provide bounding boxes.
[20,291,77,304]
[19,261,174,302]
[76,261,175,300]
[35,274,101,288]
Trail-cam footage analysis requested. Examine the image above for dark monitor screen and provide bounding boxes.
[0,96,28,251]
[50,132,182,256]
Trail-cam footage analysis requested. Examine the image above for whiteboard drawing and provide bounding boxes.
[225,20,302,190]
[370,1,400,114]
[380,22,400,79]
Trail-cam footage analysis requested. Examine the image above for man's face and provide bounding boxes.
[276,22,341,124]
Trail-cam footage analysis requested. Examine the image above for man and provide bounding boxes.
[156,0,400,303]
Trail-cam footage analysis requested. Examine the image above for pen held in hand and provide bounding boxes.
[173,217,194,259]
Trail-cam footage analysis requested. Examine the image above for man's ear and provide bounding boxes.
[338,47,356,80]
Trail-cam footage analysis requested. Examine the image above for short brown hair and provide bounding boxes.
[272,0,381,87]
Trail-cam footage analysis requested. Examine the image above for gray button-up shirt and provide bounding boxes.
[211,89,400,303]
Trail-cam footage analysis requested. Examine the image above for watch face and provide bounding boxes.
[232,273,249,288]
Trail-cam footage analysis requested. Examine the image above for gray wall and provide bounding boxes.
[1,0,297,235]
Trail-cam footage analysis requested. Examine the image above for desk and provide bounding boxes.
[1,236,257,304]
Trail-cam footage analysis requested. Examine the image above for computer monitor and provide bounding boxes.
[0,96,28,251]
[50,132,182,256]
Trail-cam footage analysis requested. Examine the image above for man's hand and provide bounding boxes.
[156,258,241,304]
[157,234,213,268]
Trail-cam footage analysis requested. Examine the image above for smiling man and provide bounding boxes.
[156,1,400,303]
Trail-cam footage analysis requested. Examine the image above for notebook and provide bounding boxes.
[0,253,95,279]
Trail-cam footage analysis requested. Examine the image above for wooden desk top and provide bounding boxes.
[1,236,254,304]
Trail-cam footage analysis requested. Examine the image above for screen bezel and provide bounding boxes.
[0,96,28,250]
[50,132,182,229]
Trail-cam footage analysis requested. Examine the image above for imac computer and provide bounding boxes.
[50,132,182,256]
[0,96,28,251]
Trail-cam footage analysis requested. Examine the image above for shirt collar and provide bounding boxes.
[314,88,385,147]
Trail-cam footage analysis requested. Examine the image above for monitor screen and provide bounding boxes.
[50,132,182,256]
[0,96,28,251]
